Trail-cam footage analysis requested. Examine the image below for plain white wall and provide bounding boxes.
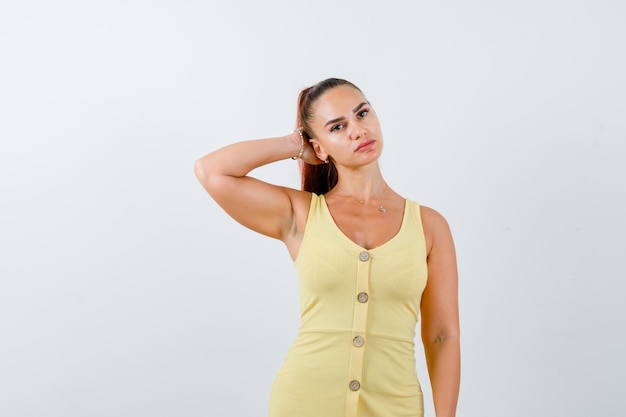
[1,1,624,416]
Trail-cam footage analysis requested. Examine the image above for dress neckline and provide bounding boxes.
[320,194,409,251]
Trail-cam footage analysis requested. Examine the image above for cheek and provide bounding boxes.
[322,136,346,153]
[368,115,381,129]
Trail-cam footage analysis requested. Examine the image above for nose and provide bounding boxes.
[349,122,366,140]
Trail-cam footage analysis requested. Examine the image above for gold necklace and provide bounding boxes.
[349,183,389,213]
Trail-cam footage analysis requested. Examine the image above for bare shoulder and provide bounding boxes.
[284,187,312,208]
[419,205,453,255]
[419,205,450,229]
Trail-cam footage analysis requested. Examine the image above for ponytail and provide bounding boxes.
[301,161,338,195]
[295,78,361,194]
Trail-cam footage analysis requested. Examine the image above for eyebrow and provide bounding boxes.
[324,102,369,128]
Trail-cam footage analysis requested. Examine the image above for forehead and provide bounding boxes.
[311,85,367,120]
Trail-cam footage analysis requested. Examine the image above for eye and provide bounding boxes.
[357,109,369,118]
[330,123,344,132]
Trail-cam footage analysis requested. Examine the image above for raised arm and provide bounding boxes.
[194,131,318,242]
[420,206,460,417]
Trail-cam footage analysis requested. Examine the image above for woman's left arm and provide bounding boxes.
[420,206,460,417]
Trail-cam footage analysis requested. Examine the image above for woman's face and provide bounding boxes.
[308,85,384,168]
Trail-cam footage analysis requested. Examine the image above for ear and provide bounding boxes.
[308,138,328,162]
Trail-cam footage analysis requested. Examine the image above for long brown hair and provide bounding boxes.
[296,78,363,194]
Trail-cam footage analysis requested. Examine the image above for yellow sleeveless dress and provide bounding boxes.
[268,194,428,417]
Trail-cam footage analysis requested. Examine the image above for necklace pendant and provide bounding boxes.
[378,205,387,213]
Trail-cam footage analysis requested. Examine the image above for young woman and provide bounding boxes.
[195,78,460,417]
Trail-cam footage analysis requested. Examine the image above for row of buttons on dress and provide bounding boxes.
[349,251,371,391]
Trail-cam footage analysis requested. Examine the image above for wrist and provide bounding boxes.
[290,129,305,160]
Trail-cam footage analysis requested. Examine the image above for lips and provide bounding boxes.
[355,139,375,152]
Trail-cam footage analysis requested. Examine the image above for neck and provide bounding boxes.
[332,162,387,202]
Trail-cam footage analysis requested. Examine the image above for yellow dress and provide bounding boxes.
[268,194,428,417]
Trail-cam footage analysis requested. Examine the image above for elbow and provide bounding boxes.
[422,325,460,347]
[194,155,219,184]
[194,158,208,181]
[429,333,459,346]
[194,157,219,193]
[422,332,460,360]
[194,156,231,198]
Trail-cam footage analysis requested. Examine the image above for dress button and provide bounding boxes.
[353,336,364,347]
[357,292,369,303]
[359,251,370,262]
[349,380,361,391]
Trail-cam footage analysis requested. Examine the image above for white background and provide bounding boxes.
[1,1,625,416]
